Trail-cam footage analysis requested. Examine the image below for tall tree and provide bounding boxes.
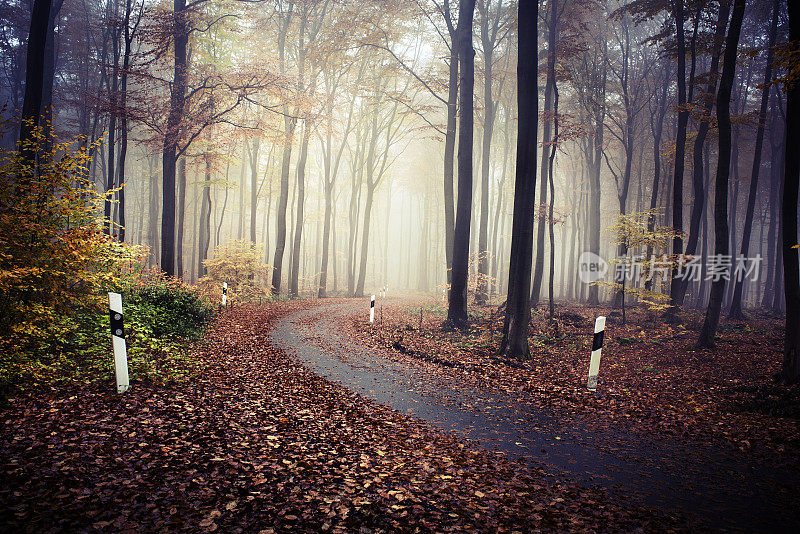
[18,0,53,171]
[729,0,780,318]
[530,0,558,308]
[697,0,746,348]
[475,0,509,305]
[670,1,730,309]
[667,0,689,320]
[160,0,189,277]
[782,0,800,383]
[500,0,537,358]
[446,0,476,328]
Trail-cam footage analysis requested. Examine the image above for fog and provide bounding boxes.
[3,0,788,318]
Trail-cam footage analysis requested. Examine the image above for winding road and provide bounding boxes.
[269,299,799,533]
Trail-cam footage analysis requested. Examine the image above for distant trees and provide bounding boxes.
[7,0,797,365]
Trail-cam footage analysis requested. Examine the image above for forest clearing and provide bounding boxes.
[2,0,800,531]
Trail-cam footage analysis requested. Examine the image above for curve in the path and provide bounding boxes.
[269,299,799,533]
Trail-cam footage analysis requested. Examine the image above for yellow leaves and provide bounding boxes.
[0,128,149,378]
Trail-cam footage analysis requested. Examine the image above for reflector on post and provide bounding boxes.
[587,316,606,391]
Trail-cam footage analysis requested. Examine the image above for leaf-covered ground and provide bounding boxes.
[0,301,684,533]
[354,297,800,460]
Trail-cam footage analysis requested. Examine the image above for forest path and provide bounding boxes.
[269,298,799,533]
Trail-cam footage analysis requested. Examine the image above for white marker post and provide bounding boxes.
[222,282,227,307]
[442,288,446,303]
[587,316,606,391]
[108,292,129,394]
[370,295,375,323]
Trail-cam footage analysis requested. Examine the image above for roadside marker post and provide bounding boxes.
[222,282,227,307]
[442,288,446,303]
[108,292,130,394]
[587,316,606,391]
[370,295,375,323]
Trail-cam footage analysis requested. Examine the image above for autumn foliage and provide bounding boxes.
[0,129,213,396]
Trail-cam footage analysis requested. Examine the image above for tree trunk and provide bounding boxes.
[697,0,745,348]
[447,0,476,329]
[443,22,459,286]
[40,0,63,160]
[645,65,668,292]
[176,157,187,279]
[669,4,729,308]
[160,0,188,278]
[249,137,261,243]
[116,0,133,243]
[272,117,296,294]
[104,0,121,236]
[500,0,537,358]
[667,0,689,320]
[355,185,375,297]
[531,0,557,308]
[290,123,310,297]
[148,155,160,266]
[18,0,53,173]
[271,8,301,294]
[730,0,779,318]
[782,0,800,383]
[199,157,212,277]
[547,81,559,319]
[762,101,781,307]
[476,0,500,306]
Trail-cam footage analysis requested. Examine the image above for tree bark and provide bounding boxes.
[500,0,537,358]
[782,0,800,382]
[18,0,53,173]
[160,0,188,278]
[447,0,476,328]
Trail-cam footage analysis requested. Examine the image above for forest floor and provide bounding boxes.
[0,300,686,534]
[338,295,800,532]
[354,295,800,457]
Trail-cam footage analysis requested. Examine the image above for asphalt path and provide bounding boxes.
[268,299,799,533]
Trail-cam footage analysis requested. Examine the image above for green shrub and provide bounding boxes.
[125,279,214,342]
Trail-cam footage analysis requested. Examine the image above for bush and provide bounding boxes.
[126,278,214,342]
[198,240,273,304]
[0,129,214,398]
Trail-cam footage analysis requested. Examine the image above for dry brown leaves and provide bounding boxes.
[0,301,684,533]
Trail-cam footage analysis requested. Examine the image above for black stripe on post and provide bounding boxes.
[591,330,604,351]
[371,300,375,309]
[110,310,125,339]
